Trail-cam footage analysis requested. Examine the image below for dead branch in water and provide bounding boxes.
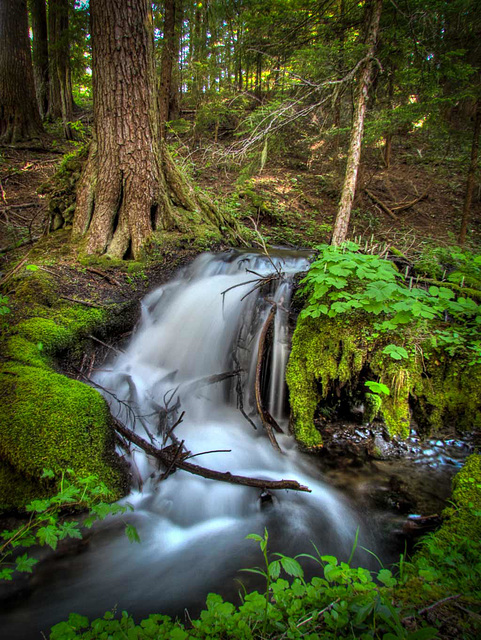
[255,304,283,453]
[112,416,311,493]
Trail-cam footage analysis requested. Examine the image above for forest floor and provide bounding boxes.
[1,124,480,274]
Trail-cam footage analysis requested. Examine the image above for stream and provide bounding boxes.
[0,249,473,639]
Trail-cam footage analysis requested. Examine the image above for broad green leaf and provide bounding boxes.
[15,553,38,573]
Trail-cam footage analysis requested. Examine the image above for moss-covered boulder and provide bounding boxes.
[0,272,128,510]
[286,314,481,449]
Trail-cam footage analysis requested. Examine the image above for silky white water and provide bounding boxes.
[1,250,367,638]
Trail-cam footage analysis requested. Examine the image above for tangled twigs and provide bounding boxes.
[112,416,311,493]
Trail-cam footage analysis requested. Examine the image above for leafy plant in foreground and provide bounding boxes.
[0,469,137,581]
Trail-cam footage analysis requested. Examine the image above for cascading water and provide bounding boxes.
[1,250,373,639]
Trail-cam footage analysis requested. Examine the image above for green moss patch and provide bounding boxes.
[0,364,125,508]
[286,314,481,447]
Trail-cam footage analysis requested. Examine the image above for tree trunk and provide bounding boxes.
[459,98,481,245]
[159,0,176,135]
[0,0,44,144]
[73,0,232,260]
[29,0,50,119]
[48,0,75,136]
[169,0,183,121]
[331,0,382,246]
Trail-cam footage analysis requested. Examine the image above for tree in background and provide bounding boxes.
[29,0,50,119]
[48,0,76,137]
[331,0,382,245]
[73,0,229,259]
[0,0,45,144]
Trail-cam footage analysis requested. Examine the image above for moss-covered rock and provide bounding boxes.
[285,315,367,448]
[0,363,125,508]
[0,275,128,509]
[286,313,481,447]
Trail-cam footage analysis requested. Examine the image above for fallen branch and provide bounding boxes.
[86,267,123,287]
[414,277,481,301]
[402,594,461,624]
[255,304,283,453]
[0,249,33,286]
[112,417,310,493]
[88,334,125,355]
[365,189,397,221]
[391,190,428,213]
[60,295,105,308]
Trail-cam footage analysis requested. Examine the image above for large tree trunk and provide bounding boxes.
[48,0,75,136]
[459,98,481,245]
[331,0,382,245]
[0,0,44,144]
[29,0,50,119]
[73,0,231,260]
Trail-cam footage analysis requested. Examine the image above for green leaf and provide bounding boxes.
[365,380,390,396]
[382,344,409,360]
[246,533,263,542]
[125,524,141,544]
[15,553,38,573]
[268,560,281,580]
[279,556,304,578]
[37,525,59,550]
[377,568,397,587]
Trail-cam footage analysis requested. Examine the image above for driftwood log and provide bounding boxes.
[112,417,311,493]
[255,304,283,453]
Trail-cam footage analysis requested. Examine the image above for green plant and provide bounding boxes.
[0,294,10,315]
[300,242,481,362]
[0,469,137,581]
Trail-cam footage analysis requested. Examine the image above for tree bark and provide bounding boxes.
[48,0,75,136]
[331,0,382,245]
[73,0,232,259]
[29,0,50,119]
[159,0,176,135]
[0,0,44,144]
[459,98,481,245]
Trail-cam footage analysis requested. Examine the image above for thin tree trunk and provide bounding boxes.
[331,0,382,246]
[169,0,183,120]
[48,0,75,135]
[29,0,50,119]
[159,0,176,136]
[0,0,44,143]
[459,98,481,245]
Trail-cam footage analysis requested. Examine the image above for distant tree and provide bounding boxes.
[331,0,383,245]
[29,0,50,119]
[73,0,229,259]
[460,98,481,245]
[0,0,45,143]
[48,0,75,136]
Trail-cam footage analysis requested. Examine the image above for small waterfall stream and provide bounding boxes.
[0,250,393,637]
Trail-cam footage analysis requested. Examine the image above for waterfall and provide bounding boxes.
[0,250,363,639]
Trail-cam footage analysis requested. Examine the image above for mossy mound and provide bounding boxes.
[286,315,367,447]
[0,363,125,510]
[286,314,481,448]
[0,271,128,510]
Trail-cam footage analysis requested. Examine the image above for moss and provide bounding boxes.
[437,453,481,542]
[286,316,367,448]
[0,459,48,510]
[13,270,58,306]
[0,363,126,508]
[413,352,481,434]
[0,290,125,509]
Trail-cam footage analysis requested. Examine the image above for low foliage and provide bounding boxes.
[300,242,481,365]
[0,469,137,582]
